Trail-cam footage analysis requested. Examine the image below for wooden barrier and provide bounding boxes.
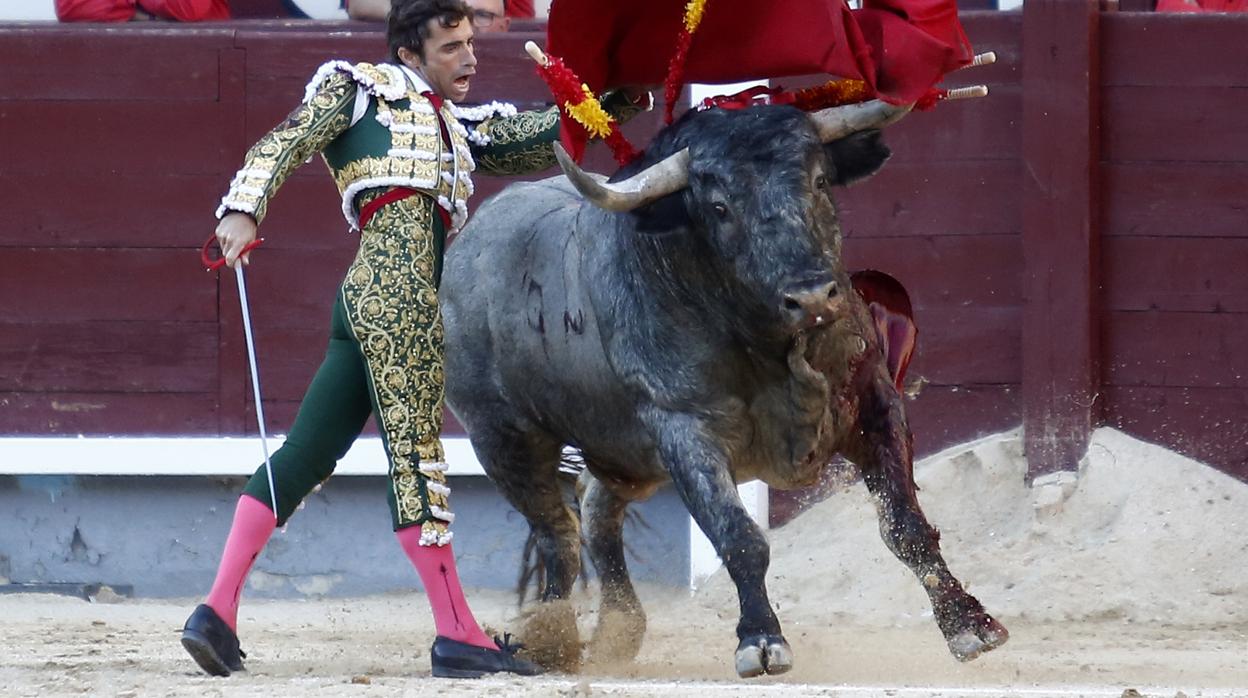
[1,11,1245,526]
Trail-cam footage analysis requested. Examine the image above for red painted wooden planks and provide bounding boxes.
[0,321,217,393]
[241,325,332,403]
[1,101,236,175]
[1103,237,1248,313]
[907,306,1023,386]
[1103,86,1248,164]
[1103,163,1248,239]
[883,87,1021,164]
[844,235,1023,308]
[1104,311,1248,388]
[958,11,1024,76]
[838,161,1022,238]
[1102,12,1248,88]
[232,247,355,327]
[0,248,216,323]
[908,384,1022,453]
[1104,385,1248,482]
[0,391,220,435]
[241,176,357,250]
[0,173,226,248]
[0,29,230,101]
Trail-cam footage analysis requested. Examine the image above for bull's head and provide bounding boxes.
[554,100,907,340]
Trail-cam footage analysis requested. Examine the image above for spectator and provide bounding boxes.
[505,0,532,18]
[55,0,229,21]
[351,0,510,29]
[1156,0,1247,10]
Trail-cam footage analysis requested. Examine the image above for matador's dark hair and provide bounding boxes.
[387,0,472,62]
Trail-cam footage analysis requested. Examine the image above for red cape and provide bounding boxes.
[547,0,974,106]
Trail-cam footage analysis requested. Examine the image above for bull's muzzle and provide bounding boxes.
[781,277,841,330]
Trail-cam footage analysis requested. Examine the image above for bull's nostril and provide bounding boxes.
[826,283,839,299]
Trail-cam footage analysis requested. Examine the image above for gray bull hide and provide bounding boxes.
[441,104,1008,677]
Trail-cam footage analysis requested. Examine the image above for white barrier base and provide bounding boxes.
[0,436,482,477]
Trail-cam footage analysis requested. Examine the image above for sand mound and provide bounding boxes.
[697,427,1248,628]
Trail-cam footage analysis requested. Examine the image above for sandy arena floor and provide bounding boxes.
[1,591,1244,697]
[3,429,1246,697]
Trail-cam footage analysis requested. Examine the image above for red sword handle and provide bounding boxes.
[201,234,265,271]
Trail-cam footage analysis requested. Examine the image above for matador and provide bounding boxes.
[180,0,647,679]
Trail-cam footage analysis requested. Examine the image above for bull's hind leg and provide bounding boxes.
[469,425,584,671]
[849,373,1009,661]
[578,471,647,665]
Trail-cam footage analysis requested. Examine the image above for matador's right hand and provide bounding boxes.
[216,212,259,268]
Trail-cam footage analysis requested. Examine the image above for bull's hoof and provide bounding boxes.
[947,615,1010,662]
[734,634,793,678]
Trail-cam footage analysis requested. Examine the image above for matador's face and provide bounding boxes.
[403,16,477,103]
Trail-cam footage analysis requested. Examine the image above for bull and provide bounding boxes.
[441,100,1009,677]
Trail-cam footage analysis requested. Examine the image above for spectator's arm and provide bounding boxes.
[347,0,389,20]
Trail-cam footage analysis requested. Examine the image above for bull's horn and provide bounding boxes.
[553,142,690,212]
[809,99,914,143]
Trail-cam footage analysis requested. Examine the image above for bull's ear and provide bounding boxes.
[824,129,891,186]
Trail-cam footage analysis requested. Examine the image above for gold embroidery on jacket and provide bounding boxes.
[477,145,560,176]
[473,107,560,175]
[478,107,559,145]
[340,193,450,533]
[332,92,474,230]
[219,73,355,223]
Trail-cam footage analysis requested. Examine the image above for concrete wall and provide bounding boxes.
[0,474,692,597]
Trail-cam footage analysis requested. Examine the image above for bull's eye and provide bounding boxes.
[711,202,730,220]
[815,174,828,190]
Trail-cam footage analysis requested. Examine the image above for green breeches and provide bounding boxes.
[243,194,453,542]
[242,298,372,524]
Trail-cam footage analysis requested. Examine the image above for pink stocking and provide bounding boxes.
[396,530,497,649]
[204,494,276,631]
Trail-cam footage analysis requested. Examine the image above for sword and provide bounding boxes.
[202,235,279,521]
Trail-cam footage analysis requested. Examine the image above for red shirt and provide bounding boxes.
[56,0,230,21]
[506,0,535,18]
[1156,0,1248,10]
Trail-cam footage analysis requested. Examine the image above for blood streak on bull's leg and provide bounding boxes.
[850,372,1009,661]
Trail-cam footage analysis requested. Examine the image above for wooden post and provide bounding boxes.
[1021,0,1102,480]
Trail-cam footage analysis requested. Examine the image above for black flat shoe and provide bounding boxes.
[430,633,543,678]
[180,604,246,677]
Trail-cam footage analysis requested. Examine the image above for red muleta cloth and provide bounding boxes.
[546,0,972,107]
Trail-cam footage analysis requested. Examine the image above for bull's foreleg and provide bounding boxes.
[579,472,647,664]
[848,372,1009,661]
[655,416,792,678]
